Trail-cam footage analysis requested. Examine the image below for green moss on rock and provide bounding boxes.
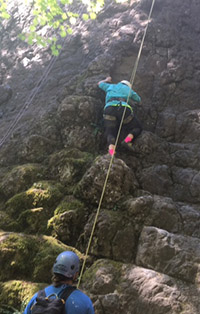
[0,232,38,281]
[48,148,93,188]
[6,181,65,219]
[0,231,82,283]
[0,280,46,311]
[54,197,84,215]
[17,207,49,235]
[47,196,87,245]
[0,163,46,199]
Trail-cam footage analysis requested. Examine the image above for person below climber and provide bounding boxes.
[98,76,142,155]
[23,251,95,314]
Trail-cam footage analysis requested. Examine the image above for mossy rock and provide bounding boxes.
[48,148,93,188]
[19,134,59,163]
[17,207,50,235]
[0,280,46,311]
[81,259,123,295]
[0,211,16,231]
[48,196,86,245]
[0,163,46,199]
[5,181,65,219]
[0,231,81,283]
[0,232,39,281]
[54,196,85,215]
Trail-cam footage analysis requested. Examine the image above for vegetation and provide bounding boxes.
[0,0,127,55]
[0,0,105,55]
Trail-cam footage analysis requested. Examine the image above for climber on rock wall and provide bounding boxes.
[98,76,142,155]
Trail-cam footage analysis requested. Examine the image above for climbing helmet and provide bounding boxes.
[53,251,80,278]
[120,80,132,89]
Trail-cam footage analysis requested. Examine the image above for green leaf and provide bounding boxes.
[51,47,59,56]
[60,30,67,37]
[30,25,36,31]
[53,20,60,28]
[33,17,38,26]
[90,12,96,19]
[82,13,89,21]
[67,27,73,34]
[1,11,10,19]
[27,37,34,45]
[62,13,67,20]
[18,34,26,41]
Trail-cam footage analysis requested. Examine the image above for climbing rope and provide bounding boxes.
[0,50,60,148]
[0,3,86,149]
[77,0,156,288]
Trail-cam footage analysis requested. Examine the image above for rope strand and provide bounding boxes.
[77,0,156,287]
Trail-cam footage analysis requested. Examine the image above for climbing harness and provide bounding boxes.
[77,0,156,288]
[103,113,134,124]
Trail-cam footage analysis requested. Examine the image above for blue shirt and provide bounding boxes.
[23,284,95,314]
[98,82,141,108]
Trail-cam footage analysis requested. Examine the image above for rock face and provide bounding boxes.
[0,0,200,313]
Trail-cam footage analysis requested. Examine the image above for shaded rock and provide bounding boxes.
[130,131,171,165]
[0,280,46,311]
[177,203,200,239]
[48,148,93,188]
[0,210,15,231]
[139,164,173,196]
[136,226,200,284]
[149,195,181,234]
[172,166,200,203]
[81,210,137,262]
[17,207,49,235]
[57,95,102,151]
[75,155,138,207]
[57,95,97,124]
[0,163,46,199]
[0,84,12,105]
[125,195,181,235]
[62,125,98,151]
[5,180,64,219]
[169,143,200,170]
[155,111,176,140]
[18,135,59,163]
[47,196,87,245]
[125,194,200,239]
[175,109,200,144]
[0,231,81,282]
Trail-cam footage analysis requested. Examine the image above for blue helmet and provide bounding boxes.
[53,251,80,278]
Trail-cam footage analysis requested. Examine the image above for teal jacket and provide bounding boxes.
[99,82,141,109]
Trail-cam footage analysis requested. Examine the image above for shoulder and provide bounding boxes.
[66,289,94,313]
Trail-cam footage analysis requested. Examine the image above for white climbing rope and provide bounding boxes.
[77,0,156,288]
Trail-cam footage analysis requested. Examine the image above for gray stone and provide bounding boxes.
[136,226,200,284]
[75,155,138,206]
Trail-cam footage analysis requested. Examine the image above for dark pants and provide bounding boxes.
[104,105,142,145]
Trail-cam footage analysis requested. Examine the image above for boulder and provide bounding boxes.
[0,163,46,199]
[0,231,81,282]
[136,226,200,284]
[80,209,137,262]
[75,155,138,207]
